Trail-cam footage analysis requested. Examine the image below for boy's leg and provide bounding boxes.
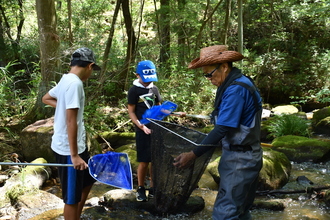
[137,162,149,201]
[77,184,94,217]
[137,162,149,186]
[64,203,79,220]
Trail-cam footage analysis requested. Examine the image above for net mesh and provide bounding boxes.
[88,151,133,190]
[149,119,215,213]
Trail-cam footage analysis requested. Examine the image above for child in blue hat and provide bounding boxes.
[127,60,161,202]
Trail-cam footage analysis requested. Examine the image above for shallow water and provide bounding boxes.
[32,161,330,220]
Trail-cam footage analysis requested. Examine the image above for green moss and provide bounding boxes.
[36,126,53,133]
[259,148,291,189]
[272,135,330,162]
[273,135,329,148]
[312,107,330,124]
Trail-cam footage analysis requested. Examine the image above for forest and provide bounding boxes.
[0,0,329,134]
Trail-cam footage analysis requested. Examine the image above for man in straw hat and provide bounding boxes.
[174,45,263,220]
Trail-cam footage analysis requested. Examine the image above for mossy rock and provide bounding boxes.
[272,135,330,162]
[258,147,291,190]
[205,157,220,184]
[312,106,330,126]
[313,116,330,135]
[204,148,291,191]
[98,132,135,148]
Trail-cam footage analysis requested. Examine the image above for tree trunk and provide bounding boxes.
[25,0,60,123]
[159,0,170,65]
[177,0,186,67]
[222,0,232,45]
[237,0,243,56]
[0,1,24,61]
[120,0,137,91]
[99,0,121,85]
[0,8,6,66]
[67,0,73,46]
[194,0,223,54]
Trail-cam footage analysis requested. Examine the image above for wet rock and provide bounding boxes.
[100,189,205,216]
[252,198,286,211]
[296,176,314,186]
[16,190,63,220]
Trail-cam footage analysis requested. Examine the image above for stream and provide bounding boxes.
[32,160,330,220]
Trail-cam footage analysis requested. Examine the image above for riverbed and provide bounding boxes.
[32,161,330,220]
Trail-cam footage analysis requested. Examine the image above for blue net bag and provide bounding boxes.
[140,101,178,124]
[88,151,133,190]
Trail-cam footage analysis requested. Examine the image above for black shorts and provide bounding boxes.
[54,149,96,204]
[135,125,151,162]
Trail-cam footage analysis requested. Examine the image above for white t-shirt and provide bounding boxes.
[49,73,86,155]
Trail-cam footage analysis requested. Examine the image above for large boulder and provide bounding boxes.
[258,147,291,190]
[271,135,330,163]
[20,117,54,162]
[203,147,291,191]
[20,117,102,163]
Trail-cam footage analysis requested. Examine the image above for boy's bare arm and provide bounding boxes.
[42,92,57,108]
[66,108,88,170]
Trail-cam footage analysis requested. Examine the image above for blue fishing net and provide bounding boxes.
[88,151,133,190]
[140,101,178,124]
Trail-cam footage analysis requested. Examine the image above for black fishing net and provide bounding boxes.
[149,119,216,214]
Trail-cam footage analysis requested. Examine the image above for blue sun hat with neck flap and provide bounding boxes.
[136,60,158,83]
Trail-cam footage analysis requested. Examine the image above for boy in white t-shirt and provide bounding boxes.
[42,47,100,220]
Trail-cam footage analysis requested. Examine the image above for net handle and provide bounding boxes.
[148,119,217,147]
[0,162,72,167]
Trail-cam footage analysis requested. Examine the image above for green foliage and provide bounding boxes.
[267,114,311,139]
[0,61,41,126]
[157,66,215,116]
[1,0,330,132]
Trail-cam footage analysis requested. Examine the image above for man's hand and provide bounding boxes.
[71,155,88,170]
[173,151,197,169]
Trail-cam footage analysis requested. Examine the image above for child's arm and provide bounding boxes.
[128,104,151,134]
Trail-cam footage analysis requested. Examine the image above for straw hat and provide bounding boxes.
[188,45,244,69]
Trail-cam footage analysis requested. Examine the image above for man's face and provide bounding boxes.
[202,64,227,87]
